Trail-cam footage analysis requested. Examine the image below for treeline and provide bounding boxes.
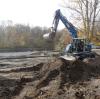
[0,24,56,51]
[0,21,99,52]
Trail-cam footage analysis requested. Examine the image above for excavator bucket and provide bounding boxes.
[60,54,76,61]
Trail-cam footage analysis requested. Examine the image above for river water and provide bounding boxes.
[0,51,33,58]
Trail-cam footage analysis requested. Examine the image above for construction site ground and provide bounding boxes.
[0,49,100,99]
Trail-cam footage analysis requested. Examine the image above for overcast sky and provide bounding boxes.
[0,0,71,28]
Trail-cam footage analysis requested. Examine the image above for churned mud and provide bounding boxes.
[0,51,100,99]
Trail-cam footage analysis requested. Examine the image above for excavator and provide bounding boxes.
[43,9,95,61]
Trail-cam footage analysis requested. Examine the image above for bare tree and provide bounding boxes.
[63,0,100,40]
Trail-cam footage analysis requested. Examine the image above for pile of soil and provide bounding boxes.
[0,55,100,99]
[31,55,100,99]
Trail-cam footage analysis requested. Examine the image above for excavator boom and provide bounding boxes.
[43,9,77,40]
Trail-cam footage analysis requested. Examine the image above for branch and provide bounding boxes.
[64,6,81,14]
[96,9,100,17]
[81,0,86,6]
[89,1,94,19]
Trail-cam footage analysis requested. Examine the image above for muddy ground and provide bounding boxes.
[0,50,100,99]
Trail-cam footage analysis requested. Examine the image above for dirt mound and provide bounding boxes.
[36,59,92,89]
[0,55,100,99]
[32,56,100,99]
[83,55,100,66]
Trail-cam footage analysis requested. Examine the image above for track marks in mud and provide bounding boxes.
[0,63,44,73]
[0,62,44,99]
[0,55,100,99]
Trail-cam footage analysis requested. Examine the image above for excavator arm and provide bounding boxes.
[43,9,77,40]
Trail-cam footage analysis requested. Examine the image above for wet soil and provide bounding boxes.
[0,51,100,99]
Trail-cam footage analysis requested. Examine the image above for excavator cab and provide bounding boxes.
[65,38,86,53]
[62,38,93,60]
[72,38,88,52]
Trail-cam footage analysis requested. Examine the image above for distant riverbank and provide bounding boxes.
[0,47,54,52]
[0,48,34,52]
